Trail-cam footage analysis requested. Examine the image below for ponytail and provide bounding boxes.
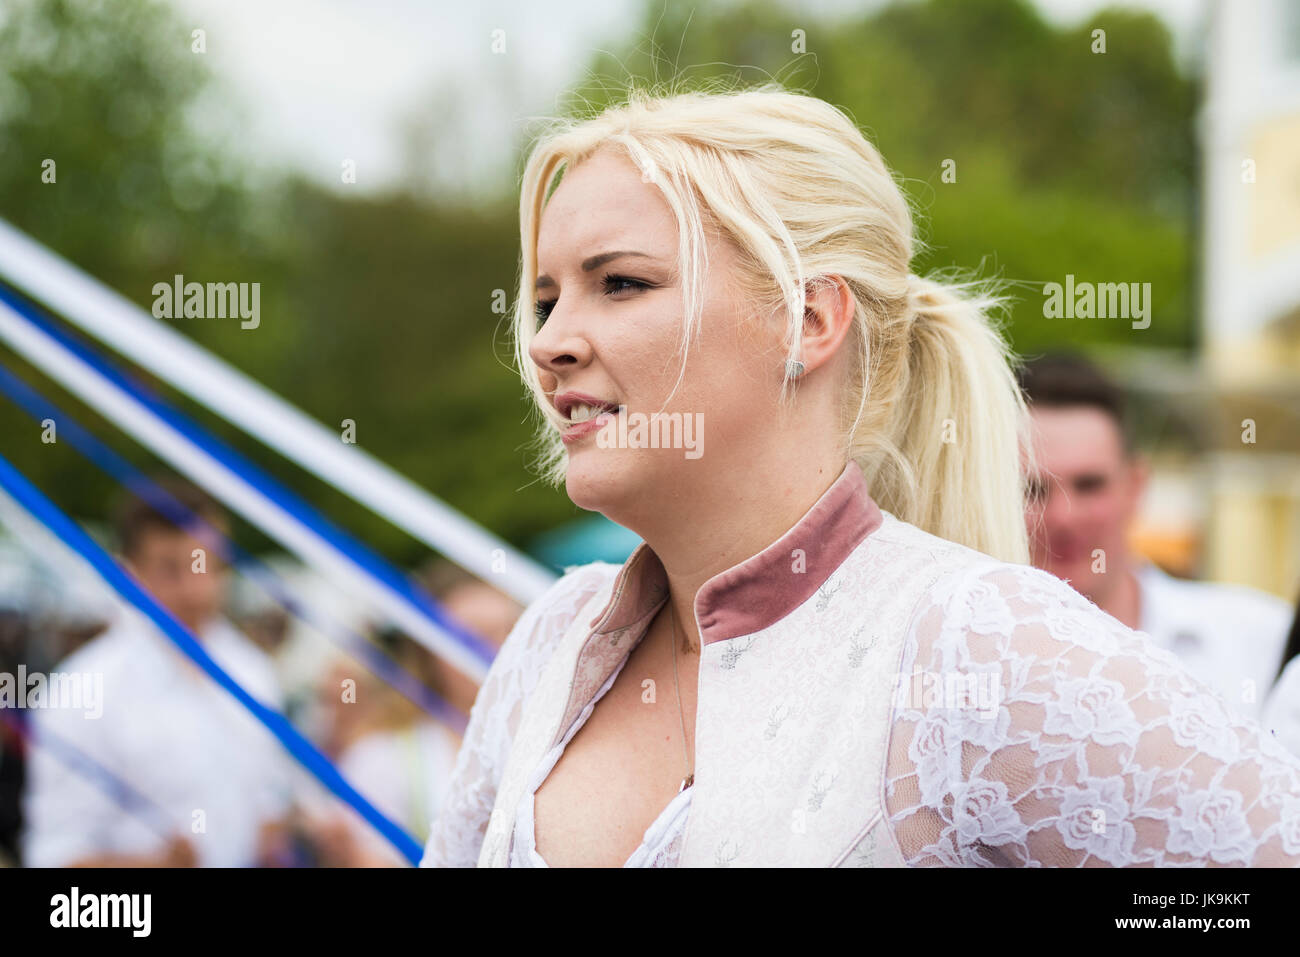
[847,274,1032,564]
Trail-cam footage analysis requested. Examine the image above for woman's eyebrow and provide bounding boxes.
[535,250,659,290]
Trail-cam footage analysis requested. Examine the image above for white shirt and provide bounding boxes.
[22,614,296,867]
[335,721,461,865]
[1136,562,1292,721]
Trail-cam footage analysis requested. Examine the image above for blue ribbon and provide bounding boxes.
[0,361,468,734]
[0,280,498,671]
[0,451,425,865]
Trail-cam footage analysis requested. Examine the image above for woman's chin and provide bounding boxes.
[562,447,639,513]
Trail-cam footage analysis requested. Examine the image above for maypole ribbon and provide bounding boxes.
[0,217,555,607]
[0,282,498,683]
[0,452,424,865]
[0,362,467,734]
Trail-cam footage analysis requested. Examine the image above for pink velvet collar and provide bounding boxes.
[586,460,884,645]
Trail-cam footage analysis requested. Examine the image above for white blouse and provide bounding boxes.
[422,462,1300,868]
[424,559,1300,867]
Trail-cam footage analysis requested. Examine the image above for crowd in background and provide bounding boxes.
[0,503,523,868]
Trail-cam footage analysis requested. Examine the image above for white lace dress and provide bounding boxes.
[509,632,694,867]
[423,559,1300,867]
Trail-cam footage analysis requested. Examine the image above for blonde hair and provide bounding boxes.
[511,82,1031,564]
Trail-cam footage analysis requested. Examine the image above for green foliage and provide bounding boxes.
[0,0,256,529]
[569,0,1196,350]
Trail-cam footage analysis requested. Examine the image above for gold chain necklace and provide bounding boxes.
[668,601,694,793]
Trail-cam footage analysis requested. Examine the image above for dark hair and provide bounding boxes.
[1278,598,1300,683]
[113,477,226,558]
[1017,352,1133,455]
[420,557,482,601]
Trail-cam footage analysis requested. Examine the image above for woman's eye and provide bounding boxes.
[602,273,649,295]
[534,275,650,326]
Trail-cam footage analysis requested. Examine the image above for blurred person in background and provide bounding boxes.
[1020,353,1292,721]
[0,606,25,867]
[419,559,523,716]
[309,653,383,759]
[21,479,332,867]
[331,628,462,866]
[0,537,118,867]
[322,563,520,864]
[232,602,292,659]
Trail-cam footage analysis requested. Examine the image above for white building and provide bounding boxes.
[1200,0,1300,601]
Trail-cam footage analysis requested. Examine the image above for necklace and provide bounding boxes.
[668,601,694,793]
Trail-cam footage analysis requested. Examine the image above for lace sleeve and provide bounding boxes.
[419,563,618,867]
[883,561,1300,867]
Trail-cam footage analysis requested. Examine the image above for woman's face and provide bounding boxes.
[529,147,786,525]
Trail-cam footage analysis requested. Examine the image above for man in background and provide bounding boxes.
[420,559,523,715]
[22,479,308,866]
[1019,353,1292,722]
[320,561,522,865]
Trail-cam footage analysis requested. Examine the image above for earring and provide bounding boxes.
[785,358,805,379]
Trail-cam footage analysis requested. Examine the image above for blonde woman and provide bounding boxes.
[421,84,1300,868]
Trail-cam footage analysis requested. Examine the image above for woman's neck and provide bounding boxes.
[631,450,848,654]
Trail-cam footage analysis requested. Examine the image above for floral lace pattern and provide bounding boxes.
[884,562,1300,867]
[423,556,1300,867]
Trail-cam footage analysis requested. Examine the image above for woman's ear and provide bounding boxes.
[796,275,856,374]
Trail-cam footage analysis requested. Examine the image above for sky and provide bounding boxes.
[174,0,1209,198]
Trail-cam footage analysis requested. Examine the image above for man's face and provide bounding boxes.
[125,525,227,634]
[1024,406,1146,600]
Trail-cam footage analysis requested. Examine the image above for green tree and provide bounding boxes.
[564,0,1197,352]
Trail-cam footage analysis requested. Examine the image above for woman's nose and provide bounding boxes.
[528,305,593,375]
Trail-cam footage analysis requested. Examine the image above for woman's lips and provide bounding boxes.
[561,408,619,444]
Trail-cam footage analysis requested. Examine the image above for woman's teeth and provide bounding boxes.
[568,403,613,423]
